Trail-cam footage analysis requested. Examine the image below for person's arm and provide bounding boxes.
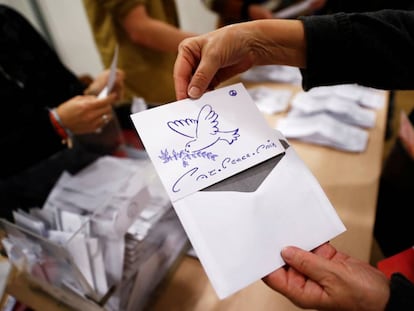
[121,4,195,53]
[300,10,414,90]
[174,9,414,100]
[263,243,391,311]
[174,18,306,99]
[385,273,414,310]
[320,0,414,14]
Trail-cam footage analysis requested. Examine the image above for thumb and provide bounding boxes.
[281,246,331,283]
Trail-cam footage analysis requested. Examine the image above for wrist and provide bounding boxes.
[49,108,73,147]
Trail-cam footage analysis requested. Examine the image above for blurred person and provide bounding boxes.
[172,9,414,309]
[82,0,196,106]
[202,0,327,27]
[317,0,414,14]
[0,4,124,219]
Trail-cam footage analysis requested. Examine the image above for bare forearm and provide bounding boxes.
[241,19,306,68]
[122,9,195,53]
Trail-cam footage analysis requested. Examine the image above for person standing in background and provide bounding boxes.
[82,0,196,106]
[202,0,326,27]
[316,0,414,14]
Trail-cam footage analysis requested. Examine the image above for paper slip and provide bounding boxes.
[277,113,369,152]
[273,0,315,18]
[241,65,302,84]
[307,84,386,109]
[248,86,292,114]
[98,45,119,99]
[131,83,346,298]
[290,91,377,128]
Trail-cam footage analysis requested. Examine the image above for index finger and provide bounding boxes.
[173,49,194,100]
[174,38,221,100]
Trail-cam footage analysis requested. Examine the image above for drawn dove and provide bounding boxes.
[167,104,240,153]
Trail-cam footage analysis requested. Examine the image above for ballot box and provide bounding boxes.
[1,156,188,311]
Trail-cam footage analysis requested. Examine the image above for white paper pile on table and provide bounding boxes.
[247,86,292,114]
[307,84,386,110]
[277,113,369,152]
[241,65,302,85]
[1,156,188,311]
[289,91,377,128]
[276,84,385,152]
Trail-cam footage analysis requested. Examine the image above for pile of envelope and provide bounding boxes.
[276,84,386,152]
[0,156,188,311]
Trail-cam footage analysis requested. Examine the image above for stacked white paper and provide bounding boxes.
[248,86,292,114]
[241,65,302,84]
[290,91,376,128]
[277,113,369,152]
[307,84,386,109]
[2,156,188,311]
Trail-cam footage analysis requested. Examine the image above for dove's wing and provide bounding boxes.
[196,105,219,138]
[167,118,197,138]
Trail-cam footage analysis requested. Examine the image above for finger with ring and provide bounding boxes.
[102,114,109,123]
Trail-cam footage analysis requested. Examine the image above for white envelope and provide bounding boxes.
[131,83,346,299]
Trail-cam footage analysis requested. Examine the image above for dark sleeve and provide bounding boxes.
[320,0,414,14]
[299,10,414,91]
[385,273,414,310]
[0,5,85,177]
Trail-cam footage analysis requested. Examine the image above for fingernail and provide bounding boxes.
[188,86,201,98]
[281,247,295,260]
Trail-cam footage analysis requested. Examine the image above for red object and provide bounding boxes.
[49,110,68,140]
[377,247,414,283]
[122,129,145,150]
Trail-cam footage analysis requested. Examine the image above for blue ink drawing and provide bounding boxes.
[167,104,240,153]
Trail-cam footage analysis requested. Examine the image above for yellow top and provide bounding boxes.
[82,0,180,105]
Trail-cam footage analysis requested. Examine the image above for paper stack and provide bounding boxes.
[276,84,386,152]
[1,156,188,311]
[241,65,302,85]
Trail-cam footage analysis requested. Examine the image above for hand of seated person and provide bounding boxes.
[83,69,125,102]
[55,94,117,135]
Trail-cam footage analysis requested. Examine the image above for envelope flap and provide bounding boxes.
[203,139,289,192]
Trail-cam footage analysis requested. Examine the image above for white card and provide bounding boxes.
[131,83,285,202]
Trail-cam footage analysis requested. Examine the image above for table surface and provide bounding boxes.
[4,81,388,311]
[148,81,388,311]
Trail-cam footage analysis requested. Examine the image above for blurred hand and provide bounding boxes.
[55,94,116,135]
[84,69,125,101]
[249,5,273,20]
[309,0,327,11]
[262,243,390,311]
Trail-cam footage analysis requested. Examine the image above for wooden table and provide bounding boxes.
[148,81,388,311]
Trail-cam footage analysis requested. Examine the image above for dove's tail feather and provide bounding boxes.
[220,128,240,144]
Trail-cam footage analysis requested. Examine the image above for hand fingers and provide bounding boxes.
[77,95,114,132]
[174,42,202,100]
[281,246,335,284]
[174,37,222,99]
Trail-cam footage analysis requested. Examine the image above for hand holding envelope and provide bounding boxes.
[131,83,346,299]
